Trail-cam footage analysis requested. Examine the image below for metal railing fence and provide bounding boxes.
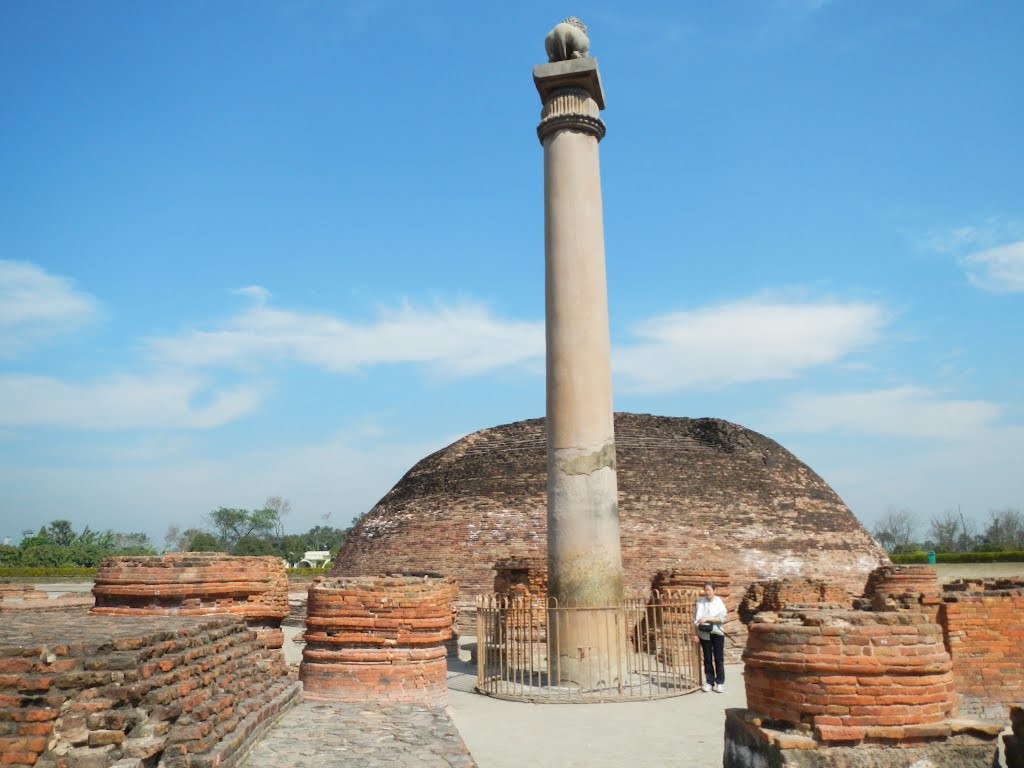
[475,590,701,702]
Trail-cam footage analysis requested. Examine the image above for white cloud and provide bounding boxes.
[962,241,1024,293]
[147,301,545,376]
[922,217,1024,254]
[0,374,264,429]
[767,386,1002,439]
[232,285,271,303]
[0,261,99,356]
[613,300,887,393]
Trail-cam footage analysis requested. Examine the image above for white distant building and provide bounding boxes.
[294,550,331,568]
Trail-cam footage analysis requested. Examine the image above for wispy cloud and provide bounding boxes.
[147,291,545,377]
[922,218,1024,255]
[0,261,99,356]
[921,219,1024,292]
[613,299,887,394]
[962,241,1024,293]
[232,285,271,303]
[0,374,264,429]
[767,386,1001,439]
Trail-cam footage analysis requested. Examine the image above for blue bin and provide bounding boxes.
[927,550,936,564]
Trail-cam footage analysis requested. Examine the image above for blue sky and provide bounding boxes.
[1,1,1021,546]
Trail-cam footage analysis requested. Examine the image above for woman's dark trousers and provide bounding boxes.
[700,634,725,685]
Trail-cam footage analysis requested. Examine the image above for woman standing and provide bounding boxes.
[693,581,727,692]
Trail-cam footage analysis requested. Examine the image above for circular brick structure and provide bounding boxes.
[333,414,887,606]
[861,564,942,617]
[91,553,289,648]
[744,610,956,742]
[300,575,455,705]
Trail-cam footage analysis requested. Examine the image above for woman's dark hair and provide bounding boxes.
[704,581,715,590]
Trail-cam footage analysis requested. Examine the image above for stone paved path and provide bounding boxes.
[240,701,477,768]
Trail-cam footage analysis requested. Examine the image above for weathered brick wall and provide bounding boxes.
[334,414,886,608]
[493,557,547,599]
[493,558,547,642]
[300,575,455,706]
[859,564,942,618]
[737,577,851,668]
[938,578,1024,720]
[743,610,956,743]
[0,610,298,768]
[724,708,1001,767]
[739,577,850,618]
[92,553,289,649]
[0,583,48,601]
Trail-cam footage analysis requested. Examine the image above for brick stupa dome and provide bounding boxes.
[333,413,887,599]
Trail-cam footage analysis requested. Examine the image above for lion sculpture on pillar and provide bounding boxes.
[545,17,590,62]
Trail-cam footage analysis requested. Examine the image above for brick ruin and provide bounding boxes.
[940,578,1024,720]
[493,557,547,602]
[739,577,850,617]
[744,610,957,741]
[91,553,289,649]
[0,611,298,768]
[491,557,548,645]
[0,582,48,602]
[334,414,887,617]
[857,564,943,617]
[0,582,93,614]
[725,565,1024,766]
[299,575,456,706]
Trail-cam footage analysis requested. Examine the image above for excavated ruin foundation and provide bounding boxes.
[0,611,298,768]
[91,553,289,649]
[299,575,457,706]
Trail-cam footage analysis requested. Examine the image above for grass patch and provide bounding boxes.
[890,551,1024,564]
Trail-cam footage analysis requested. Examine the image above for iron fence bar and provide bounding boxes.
[475,592,699,702]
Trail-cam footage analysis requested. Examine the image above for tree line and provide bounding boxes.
[0,519,155,567]
[872,507,1024,555]
[1,497,355,568]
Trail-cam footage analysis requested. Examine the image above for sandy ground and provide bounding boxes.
[446,656,746,768]
[933,562,1024,582]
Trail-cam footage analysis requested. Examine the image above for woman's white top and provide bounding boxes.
[693,595,727,637]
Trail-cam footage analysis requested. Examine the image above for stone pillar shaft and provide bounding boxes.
[544,124,622,607]
[535,57,624,686]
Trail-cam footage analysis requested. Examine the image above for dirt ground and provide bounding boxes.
[933,562,1024,582]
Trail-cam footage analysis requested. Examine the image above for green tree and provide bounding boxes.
[20,544,74,567]
[233,536,277,556]
[0,544,20,566]
[45,519,77,546]
[206,508,277,550]
[278,534,309,565]
[982,508,1024,551]
[304,525,348,553]
[186,531,224,552]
